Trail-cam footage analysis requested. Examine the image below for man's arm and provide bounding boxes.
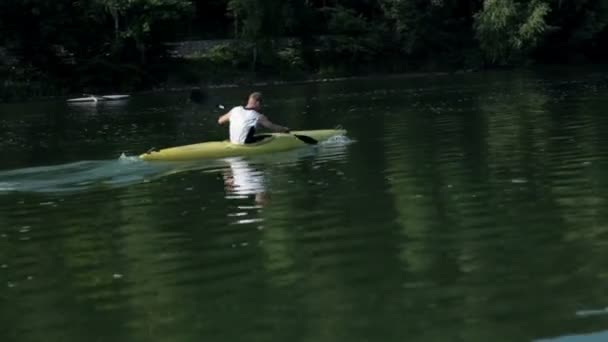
[258,115,289,132]
[218,112,231,125]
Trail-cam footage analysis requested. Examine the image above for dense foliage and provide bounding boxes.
[1,0,607,99]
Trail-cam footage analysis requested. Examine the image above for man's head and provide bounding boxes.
[247,92,263,110]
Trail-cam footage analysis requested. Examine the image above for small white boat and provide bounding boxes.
[101,95,130,101]
[67,95,103,103]
[67,94,130,103]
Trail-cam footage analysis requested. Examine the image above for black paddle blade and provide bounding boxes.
[294,134,318,145]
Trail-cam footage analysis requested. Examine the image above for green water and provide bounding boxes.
[2,68,608,342]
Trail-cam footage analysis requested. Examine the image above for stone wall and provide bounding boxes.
[164,37,300,58]
[165,39,236,58]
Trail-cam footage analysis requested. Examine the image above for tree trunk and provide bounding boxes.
[114,15,119,42]
[137,41,146,65]
[109,7,120,45]
[252,43,257,71]
[234,11,239,37]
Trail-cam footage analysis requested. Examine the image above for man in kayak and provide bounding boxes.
[217,92,290,144]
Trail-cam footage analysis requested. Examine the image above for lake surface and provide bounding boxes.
[2,68,608,342]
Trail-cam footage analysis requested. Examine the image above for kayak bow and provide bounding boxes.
[139,129,346,161]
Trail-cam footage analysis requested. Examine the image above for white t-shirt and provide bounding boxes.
[228,106,260,144]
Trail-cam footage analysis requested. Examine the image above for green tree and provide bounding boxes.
[473,0,551,65]
[91,0,193,64]
[94,0,129,45]
[227,0,296,69]
[539,0,608,62]
[378,0,429,54]
[378,0,481,67]
[316,5,385,72]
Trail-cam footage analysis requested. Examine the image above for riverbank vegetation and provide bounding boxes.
[1,0,607,101]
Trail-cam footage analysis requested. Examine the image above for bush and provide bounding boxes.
[197,42,250,69]
[277,47,304,70]
[0,64,67,102]
[73,58,151,91]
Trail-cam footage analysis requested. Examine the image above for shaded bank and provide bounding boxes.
[0,60,460,103]
[0,52,463,103]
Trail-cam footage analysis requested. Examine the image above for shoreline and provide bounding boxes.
[3,69,464,103]
[5,63,606,103]
[143,70,464,95]
[148,63,608,95]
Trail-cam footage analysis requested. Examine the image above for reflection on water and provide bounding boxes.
[0,134,353,195]
[536,330,608,342]
[3,69,608,342]
[222,157,268,206]
[0,155,161,193]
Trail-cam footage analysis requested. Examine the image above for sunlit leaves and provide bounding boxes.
[474,0,551,65]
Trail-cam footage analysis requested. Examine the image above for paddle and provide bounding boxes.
[290,132,318,145]
[217,104,318,145]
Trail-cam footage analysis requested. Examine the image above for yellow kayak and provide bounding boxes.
[139,129,346,161]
